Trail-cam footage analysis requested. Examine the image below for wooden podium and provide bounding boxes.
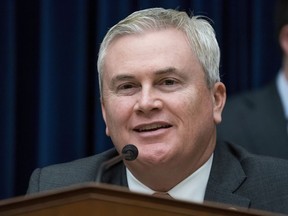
[0,183,281,216]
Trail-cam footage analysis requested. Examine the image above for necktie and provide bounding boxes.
[152,192,173,199]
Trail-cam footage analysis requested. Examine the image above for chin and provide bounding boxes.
[139,149,173,165]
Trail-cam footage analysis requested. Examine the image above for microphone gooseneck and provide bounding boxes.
[96,144,138,183]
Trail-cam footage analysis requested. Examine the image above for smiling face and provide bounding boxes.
[101,28,225,187]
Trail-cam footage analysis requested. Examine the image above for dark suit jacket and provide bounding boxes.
[218,81,288,159]
[27,141,288,214]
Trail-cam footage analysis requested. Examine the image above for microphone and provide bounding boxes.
[95,144,138,183]
[122,144,138,161]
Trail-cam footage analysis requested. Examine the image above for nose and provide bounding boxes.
[134,87,163,114]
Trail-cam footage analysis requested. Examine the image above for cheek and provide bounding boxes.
[179,90,214,127]
[104,98,134,130]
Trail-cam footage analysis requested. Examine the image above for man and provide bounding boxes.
[217,0,288,159]
[27,8,288,214]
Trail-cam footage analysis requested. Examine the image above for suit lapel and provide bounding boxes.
[100,158,129,187]
[204,142,251,209]
[97,143,251,209]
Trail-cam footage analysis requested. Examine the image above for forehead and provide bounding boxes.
[102,28,202,81]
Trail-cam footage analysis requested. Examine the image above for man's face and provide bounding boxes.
[101,28,225,173]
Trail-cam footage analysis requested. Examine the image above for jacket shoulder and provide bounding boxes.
[229,143,288,212]
[224,81,277,114]
[210,142,288,213]
[27,148,118,193]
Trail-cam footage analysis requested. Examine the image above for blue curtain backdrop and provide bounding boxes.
[0,0,281,199]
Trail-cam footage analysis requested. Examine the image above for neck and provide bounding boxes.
[125,131,217,191]
[126,149,213,192]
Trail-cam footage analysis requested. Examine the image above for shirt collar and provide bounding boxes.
[276,70,288,119]
[126,154,213,203]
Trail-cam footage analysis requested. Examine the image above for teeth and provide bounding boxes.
[138,124,170,132]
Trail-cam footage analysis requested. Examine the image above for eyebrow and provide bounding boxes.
[154,67,177,76]
[110,67,178,87]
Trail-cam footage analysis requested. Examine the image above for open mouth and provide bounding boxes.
[134,124,172,132]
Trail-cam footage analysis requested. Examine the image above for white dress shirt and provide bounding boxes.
[276,70,288,120]
[126,154,213,203]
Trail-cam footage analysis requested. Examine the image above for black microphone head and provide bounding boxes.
[122,144,138,161]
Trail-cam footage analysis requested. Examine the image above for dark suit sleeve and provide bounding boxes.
[26,168,41,194]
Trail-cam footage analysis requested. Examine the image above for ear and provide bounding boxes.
[279,25,288,56]
[101,98,110,136]
[212,82,226,124]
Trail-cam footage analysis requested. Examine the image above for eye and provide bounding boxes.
[157,77,183,92]
[118,83,135,90]
[163,79,176,85]
[159,78,180,86]
[116,82,140,95]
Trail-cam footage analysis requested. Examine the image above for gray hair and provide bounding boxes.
[97,8,220,95]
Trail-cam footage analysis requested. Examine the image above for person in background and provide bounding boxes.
[27,8,288,214]
[218,0,288,159]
